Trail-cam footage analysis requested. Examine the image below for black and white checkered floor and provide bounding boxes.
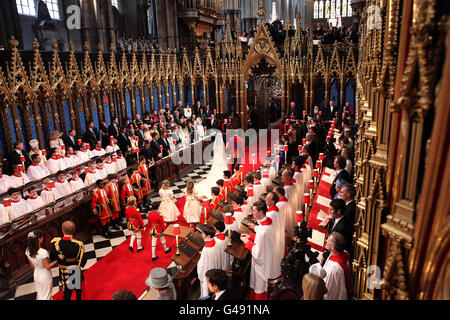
[5,159,213,300]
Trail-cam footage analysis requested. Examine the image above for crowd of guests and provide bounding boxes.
[0,100,235,230]
[312,22,358,44]
[116,34,160,53]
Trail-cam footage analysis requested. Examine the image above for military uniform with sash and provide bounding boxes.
[50,236,87,300]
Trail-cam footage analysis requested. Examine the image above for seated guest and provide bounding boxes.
[145,267,177,300]
[330,156,352,198]
[55,171,72,198]
[49,131,65,152]
[8,188,32,220]
[46,149,66,175]
[9,164,30,188]
[40,178,60,205]
[197,225,223,298]
[26,186,45,212]
[205,269,240,300]
[76,143,91,164]
[27,154,50,181]
[28,139,45,165]
[91,141,106,158]
[63,129,79,151]
[0,165,12,194]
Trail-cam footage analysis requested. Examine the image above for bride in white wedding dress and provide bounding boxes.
[195,131,230,199]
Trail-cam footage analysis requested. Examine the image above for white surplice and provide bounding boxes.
[9,173,30,188]
[266,206,285,267]
[276,196,293,241]
[197,239,223,298]
[27,164,50,181]
[9,198,32,220]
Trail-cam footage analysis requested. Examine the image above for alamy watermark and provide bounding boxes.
[66,5,81,30]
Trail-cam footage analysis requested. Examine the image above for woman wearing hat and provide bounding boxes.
[49,131,65,155]
[145,267,176,300]
[28,139,45,164]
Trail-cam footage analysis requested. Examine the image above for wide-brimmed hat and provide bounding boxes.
[51,131,63,139]
[145,268,171,288]
[29,139,39,148]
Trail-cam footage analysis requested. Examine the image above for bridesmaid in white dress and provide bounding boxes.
[183,178,201,226]
[25,230,57,300]
[158,180,181,223]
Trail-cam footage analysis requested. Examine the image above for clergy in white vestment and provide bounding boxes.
[84,162,102,187]
[274,186,293,244]
[9,164,30,188]
[26,187,45,212]
[40,179,61,206]
[91,141,106,158]
[0,166,12,194]
[104,155,117,176]
[96,160,108,180]
[76,143,91,164]
[241,201,279,300]
[213,221,233,271]
[282,168,300,234]
[265,192,285,267]
[310,232,352,300]
[46,150,66,175]
[27,154,51,181]
[197,225,224,298]
[55,172,72,198]
[8,189,32,220]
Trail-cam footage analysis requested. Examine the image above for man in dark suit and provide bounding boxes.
[136,122,145,148]
[63,129,79,151]
[99,121,109,148]
[150,132,162,160]
[141,140,155,163]
[117,126,131,155]
[339,183,357,257]
[108,117,120,140]
[325,100,338,121]
[8,141,30,172]
[204,269,240,300]
[324,198,352,252]
[83,121,99,148]
[207,113,219,130]
[157,131,171,158]
[330,156,351,198]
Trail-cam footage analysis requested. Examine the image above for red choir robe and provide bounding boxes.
[91,187,112,226]
[105,182,121,219]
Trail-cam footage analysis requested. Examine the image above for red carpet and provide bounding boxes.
[53,133,272,300]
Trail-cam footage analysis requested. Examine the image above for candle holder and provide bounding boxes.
[227,226,232,247]
[175,235,180,255]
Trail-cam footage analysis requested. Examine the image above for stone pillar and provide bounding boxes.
[0,0,22,49]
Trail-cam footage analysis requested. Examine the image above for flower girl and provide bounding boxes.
[158,180,180,223]
[183,178,201,225]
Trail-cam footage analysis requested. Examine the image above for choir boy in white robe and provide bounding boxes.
[240,201,279,300]
[115,151,127,172]
[253,172,265,200]
[0,166,12,194]
[310,232,352,300]
[8,189,32,220]
[63,146,79,168]
[213,221,232,271]
[105,138,120,155]
[9,164,30,188]
[292,155,307,211]
[84,162,101,187]
[265,192,285,266]
[96,159,108,180]
[46,149,66,175]
[243,175,255,207]
[282,168,300,233]
[228,193,246,226]
[104,155,117,176]
[27,154,50,181]
[197,225,223,298]
[91,141,106,158]
[274,186,293,244]
[76,143,91,164]
[260,169,272,192]
[26,186,45,212]
[69,170,85,201]
[55,171,72,198]
[0,203,10,226]
[40,178,61,206]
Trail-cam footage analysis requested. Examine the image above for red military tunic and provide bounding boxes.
[130,173,143,204]
[105,182,121,219]
[147,210,166,234]
[125,206,145,232]
[91,188,112,226]
[138,163,151,195]
[120,182,134,206]
[231,172,241,189]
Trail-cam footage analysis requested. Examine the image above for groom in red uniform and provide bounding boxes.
[226,130,244,172]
